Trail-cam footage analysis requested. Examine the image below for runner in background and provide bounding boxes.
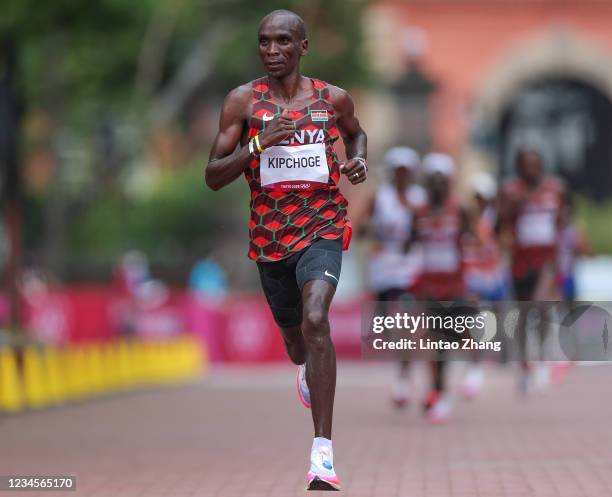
[411,153,471,423]
[499,147,567,393]
[363,146,426,407]
[461,172,508,399]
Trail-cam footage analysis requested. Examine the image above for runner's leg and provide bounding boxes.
[294,238,342,490]
[296,238,342,438]
[257,257,306,365]
[280,325,306,365]
[301,279,337,439]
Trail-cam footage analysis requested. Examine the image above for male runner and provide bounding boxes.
[461,172,506,399]
[363,146,426,407]
[205,10,367,491]
[499,147,566,392]
[411,153,470,423]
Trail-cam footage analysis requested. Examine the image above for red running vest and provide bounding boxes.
[245,77,349,262]
[412,197,466,300]
[502,175,563,278]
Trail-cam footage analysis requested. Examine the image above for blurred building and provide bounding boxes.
[363,0,612,200]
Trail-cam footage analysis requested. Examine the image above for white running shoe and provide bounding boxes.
[297,364,311,409]
[461,365,484,400]
[533,362,551,390]
[307,444,340,491]
[391,379,411,408]
[425,392,453,424]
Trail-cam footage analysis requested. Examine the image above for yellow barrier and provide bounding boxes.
[43,347,64,405]
[23,347,49,409]
[0,336,207,414]
[0,348,23,412]
[116,339,133,389]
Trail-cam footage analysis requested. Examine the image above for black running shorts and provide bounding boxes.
[257,238,342,328]
[513,268,541,301]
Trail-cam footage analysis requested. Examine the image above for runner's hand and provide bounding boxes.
[259,109,295,149]
[340,157,367,185]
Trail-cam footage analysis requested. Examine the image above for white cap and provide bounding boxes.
[471,172,498,200]
[422,153,455,177]
[384,146,420,170]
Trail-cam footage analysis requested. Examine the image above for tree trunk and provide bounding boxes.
[43,34,67,277]
[0,35,23,333]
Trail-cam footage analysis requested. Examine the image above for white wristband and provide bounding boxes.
[355,157,367,175]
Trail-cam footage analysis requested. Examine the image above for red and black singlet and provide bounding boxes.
[502,176,564,278]
[245,77,349,262]
[412,197,465,300]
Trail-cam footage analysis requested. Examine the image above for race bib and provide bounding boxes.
[517,211,556,246]
[422,242,459,273]
[260,143,329,191]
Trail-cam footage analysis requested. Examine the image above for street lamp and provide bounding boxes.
[388,27,437,153]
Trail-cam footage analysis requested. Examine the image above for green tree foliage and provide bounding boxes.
[65,160,247,265]
[207,0,370,91]
[576,196,612,254]
[5,0,370,125]
[3,0,149,114]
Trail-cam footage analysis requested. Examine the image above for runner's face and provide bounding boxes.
[517,150,543,183]
[427,173,449,203]
[474,194,487,212]
[258,17,307,78]
[393,167,411,188]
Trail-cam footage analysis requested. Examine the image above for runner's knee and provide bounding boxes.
[301,308,329,339]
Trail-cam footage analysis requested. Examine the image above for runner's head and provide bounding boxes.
[471,171,497,211]
[384,146,419,189]
[258,10,308,79]
[422,153,454,204]
[516,147,543,185]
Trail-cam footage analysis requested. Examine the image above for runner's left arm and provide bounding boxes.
[329,85,367,185]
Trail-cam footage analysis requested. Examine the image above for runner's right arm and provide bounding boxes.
[205,86,251,191]
[205,86,294,190]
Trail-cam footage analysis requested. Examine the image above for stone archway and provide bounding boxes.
[465,29,612,201]
[499,79,612,201]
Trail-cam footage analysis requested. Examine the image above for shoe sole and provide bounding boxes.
[307,476,340,491]
[297,368,311,409]
[392,399,409,409]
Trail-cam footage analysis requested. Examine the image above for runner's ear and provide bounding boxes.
[300,38,308,57]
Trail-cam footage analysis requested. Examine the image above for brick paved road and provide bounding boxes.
[1,363,611,497]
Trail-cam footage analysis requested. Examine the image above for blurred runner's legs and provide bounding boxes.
[461,172,507,399]
[205,9,367,491]
[500,147,567,394]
